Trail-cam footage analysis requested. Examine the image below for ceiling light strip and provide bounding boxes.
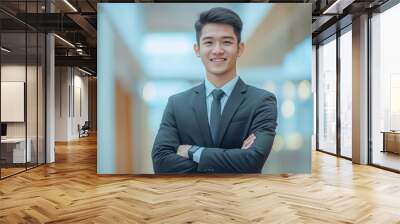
[1,47,11,53]
[54,34,75,48]
[78,67,93,76]
[63,0,78,12]
[323,0,342,14]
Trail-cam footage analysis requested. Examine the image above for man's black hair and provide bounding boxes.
[195,7,243,44]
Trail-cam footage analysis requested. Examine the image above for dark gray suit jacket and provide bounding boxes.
[152,78,277,173]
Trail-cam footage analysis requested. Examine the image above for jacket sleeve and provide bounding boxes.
[196,94,277,173]
[152,96,198,173]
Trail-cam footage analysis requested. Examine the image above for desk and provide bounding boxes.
[1,138,31,163]
[381,131,400,154]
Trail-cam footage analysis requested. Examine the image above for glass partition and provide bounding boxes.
[371,3,400,171]
[27,30,38,169]
[38,32,45,165]
[339,29,352,158]
[317,37,337,155]
[0,1,46,179]
[1,31,27,178]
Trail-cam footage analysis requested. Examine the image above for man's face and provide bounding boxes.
[194,23,244,77]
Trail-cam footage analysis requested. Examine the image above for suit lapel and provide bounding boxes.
[216,78,247,146]
[191,83,214,147]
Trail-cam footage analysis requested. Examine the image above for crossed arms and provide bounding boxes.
[152,94,277,173]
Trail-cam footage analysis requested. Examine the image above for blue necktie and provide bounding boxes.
[210,89,225,144]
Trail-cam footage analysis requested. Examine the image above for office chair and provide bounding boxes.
[79,121,90,138]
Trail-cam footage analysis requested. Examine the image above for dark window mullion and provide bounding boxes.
[36,0,39,167]
[336,29,341,157]
[25,0,28,171]
[367,11,373,165]
[316,45,320,151]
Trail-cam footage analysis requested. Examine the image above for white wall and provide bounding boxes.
[55,67,89,141]
[71,72,89,138]
[55,67,66,141]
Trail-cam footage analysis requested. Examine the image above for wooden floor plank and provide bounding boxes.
[0,134,400,223]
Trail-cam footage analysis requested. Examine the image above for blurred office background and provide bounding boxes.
[97,3,312,174]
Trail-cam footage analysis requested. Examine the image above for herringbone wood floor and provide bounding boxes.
[1,134,400,223]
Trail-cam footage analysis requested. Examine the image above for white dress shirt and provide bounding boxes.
[192,76,240,163]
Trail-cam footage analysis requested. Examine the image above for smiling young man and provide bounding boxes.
[152,7,277,173]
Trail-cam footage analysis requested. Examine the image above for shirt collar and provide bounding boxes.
[205,76,239,98]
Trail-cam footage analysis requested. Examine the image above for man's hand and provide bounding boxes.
[177,133,255,158]
[241,133,256,150]
[177,145,192,158]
